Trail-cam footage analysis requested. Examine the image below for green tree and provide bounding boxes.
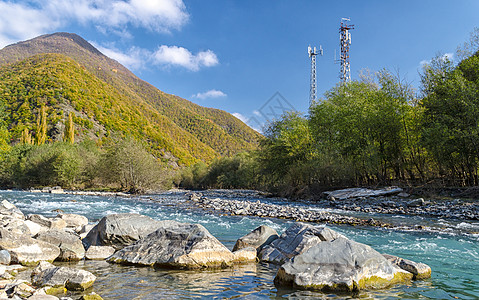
[99,137,168,193]
[258,112,313,191]
[309,70,419,185]
[420,53,479,185]
[64,112,75,144]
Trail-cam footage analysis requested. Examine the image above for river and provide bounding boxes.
[1,190,478,299]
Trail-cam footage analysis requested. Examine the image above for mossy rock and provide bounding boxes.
[45,286,67,295]
[80,292,104,300]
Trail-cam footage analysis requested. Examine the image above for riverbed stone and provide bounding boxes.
[233,225,279,252]
[382,254,432,280]
[274,237,413,292]
[0,200,24,220]
[85,246,116,260]
[0,250,11,265]
[56,214,88,233]
[108,220,236,269]
[0,218,31,235]
[0,229,60,266]
[24,220,48,236]
[32,263,96,291]
[29,295,60,300]
[82,213,164,250]
[232,247,257,263]
[259,223,344,264]
[27,215,66,230]
[407,198,425,207]
[35,230,85,261]
[80,292,104,300]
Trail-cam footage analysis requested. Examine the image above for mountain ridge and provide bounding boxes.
[0,32,260,165]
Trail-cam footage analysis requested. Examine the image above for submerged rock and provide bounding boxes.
[233,225,279,253]
[383,254,432,280]
[108,220,243,269]
[259,223,344,264]
[82,213,163,250]
[0,229,60,266]
[35,230,85,261]
[274,237,413,292]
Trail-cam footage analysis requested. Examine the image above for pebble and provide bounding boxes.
[191,196,391,227]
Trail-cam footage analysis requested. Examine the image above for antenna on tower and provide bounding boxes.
[308,44,323,107]
[339,18,354,82]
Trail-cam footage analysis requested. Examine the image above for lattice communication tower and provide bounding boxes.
[308,45,323,106]
[339,18,354,82]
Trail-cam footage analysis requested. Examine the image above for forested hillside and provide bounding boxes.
[0,33,260,166]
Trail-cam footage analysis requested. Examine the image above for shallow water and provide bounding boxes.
[2,190,478,299]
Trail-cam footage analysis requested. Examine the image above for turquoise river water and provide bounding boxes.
[1,190,478,299]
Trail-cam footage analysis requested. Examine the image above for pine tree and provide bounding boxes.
[35,105,47,145]
[65,112,75,144]
[20,128,33,145]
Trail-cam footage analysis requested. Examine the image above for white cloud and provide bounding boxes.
[193,89,227,100]
[153,45,219,71]
[232,112,248,123]
[0,0,189,48]
[419,52,454,68]
[0,1,59,48]
[91,42,219,72]
[92,42,147,70]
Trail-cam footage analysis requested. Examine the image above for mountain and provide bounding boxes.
[0,33,261,165]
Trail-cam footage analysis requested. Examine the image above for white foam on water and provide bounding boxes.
[455,222,479,230]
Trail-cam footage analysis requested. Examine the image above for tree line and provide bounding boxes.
[181,33,479,197]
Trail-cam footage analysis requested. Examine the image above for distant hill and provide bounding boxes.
[0,33,261,165]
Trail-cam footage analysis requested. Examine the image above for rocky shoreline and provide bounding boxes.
[0,193,433,298]
[313,194,479,221]
[189,193,391,227]
[184,188,479,235]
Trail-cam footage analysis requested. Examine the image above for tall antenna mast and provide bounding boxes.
[339,18,354,82]
[308,44,323,106]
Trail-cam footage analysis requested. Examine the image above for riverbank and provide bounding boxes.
[183,188,479,236]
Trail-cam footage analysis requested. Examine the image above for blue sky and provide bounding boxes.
[0,0,478,131]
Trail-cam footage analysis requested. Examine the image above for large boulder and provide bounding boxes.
[108,220,245,269]
[323,187,403,200]
[233,225,279,252]
[32,261,96,291]
[275,237,413,292]
[82,213,164,250]
[259,223,344,264]
[35,230,85,261]
[57,214,88,233]
[383,254,432,280]
[0,229,60,266]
